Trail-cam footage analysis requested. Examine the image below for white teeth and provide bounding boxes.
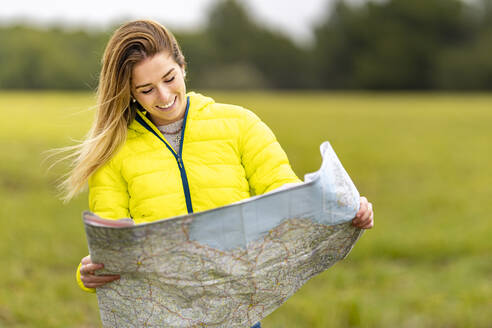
[156,98,175,109]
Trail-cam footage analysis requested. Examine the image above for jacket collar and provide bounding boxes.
[129,91,214,134]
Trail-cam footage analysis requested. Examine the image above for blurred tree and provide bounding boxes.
[314,0,472,89]
[0,0,490,90]
[482,0,492,27]
[433,0,492,89]
[433,31,492,89]
[174,31,218,89]
[0,26,107,89]
[206,0,313,89]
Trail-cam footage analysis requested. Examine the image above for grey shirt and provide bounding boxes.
[157,118,184,152]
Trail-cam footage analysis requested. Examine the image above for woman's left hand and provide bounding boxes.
[352,196,374,229]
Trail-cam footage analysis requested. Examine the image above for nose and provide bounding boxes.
[156,85,172,103]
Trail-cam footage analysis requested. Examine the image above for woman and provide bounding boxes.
[64,20,373,325]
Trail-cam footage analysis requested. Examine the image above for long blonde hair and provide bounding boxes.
[59,20,186,201]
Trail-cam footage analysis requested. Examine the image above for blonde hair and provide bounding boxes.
[59,20,186,201]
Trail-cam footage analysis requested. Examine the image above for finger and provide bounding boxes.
[80,263,104,274]
[352,216,365,227]
[83,276,120,289]
[360,202,373,222]
[355,201,373,223]
[81,255,92,265]
[361,212,374,229]
[83,282,104,288]
[361,219,374,229]
[353,214,372,228]
[356,197,368,218]
[352,221,369,229]
[352,212,364,225]
[359,206,374,225]
[82,274,120,284]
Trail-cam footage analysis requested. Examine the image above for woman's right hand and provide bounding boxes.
[79,255,120,289]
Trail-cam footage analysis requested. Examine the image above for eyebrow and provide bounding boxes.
[135,68,175,89]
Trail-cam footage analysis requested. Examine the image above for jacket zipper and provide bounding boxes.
[134,96,194,214]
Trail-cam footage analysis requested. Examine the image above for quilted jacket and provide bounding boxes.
[77,91,300,292]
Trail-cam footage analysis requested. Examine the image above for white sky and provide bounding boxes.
[1,0,480,44]
[0,0,365,45]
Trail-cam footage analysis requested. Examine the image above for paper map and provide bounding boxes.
[83,141,364,327]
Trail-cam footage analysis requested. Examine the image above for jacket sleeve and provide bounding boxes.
[240,109,301,195]
[76,158,130,293]
[88,158,130,220]
[76,262,96,293]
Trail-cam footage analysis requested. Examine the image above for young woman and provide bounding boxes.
[64,20,374,326]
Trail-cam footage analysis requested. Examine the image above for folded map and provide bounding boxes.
[83,141,364,328]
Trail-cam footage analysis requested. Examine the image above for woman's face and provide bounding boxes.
[131,51,186,126]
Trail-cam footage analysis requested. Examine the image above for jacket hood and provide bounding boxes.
[187,92,215,113]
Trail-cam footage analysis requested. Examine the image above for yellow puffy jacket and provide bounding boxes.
[77,92,300,292]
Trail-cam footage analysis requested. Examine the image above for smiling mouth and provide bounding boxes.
[156,96,176,110]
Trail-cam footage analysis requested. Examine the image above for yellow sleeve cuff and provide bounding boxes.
[76,261,96,293]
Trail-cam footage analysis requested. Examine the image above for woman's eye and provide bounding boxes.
[165,76,175,83]
[142,88,153,94]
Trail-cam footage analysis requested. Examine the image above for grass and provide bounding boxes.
[0,90,490,327]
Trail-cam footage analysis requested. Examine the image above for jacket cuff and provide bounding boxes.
[76,261,96,293]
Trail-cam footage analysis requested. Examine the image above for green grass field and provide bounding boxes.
[0,91,491,327]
